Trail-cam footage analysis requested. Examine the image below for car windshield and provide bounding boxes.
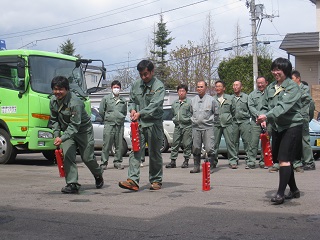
[29,56,87,96]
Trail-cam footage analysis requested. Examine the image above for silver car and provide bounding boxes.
[91,107,131,156]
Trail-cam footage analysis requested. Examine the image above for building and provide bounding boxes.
[279,0,320,115]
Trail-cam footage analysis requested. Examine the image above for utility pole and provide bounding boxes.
[250,0,258,91]
[247,0,278,90]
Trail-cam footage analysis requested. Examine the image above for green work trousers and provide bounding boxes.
[293,118,315,168]
[247,122,265,167]
[214,124,238,165]
[170,125,192,161]
[128,124,163,185]
[101,124,124,165]
[62,127,103,184]
[233,121,251,164]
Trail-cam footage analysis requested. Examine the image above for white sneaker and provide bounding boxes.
[140,162,144,167]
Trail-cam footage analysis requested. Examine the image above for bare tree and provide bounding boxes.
[201,12,220,94]
[228,21,248,58]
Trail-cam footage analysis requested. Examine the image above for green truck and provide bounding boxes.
[0,49,105,164]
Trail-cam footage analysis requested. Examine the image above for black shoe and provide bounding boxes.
[95,175,104,189]
[181,161,189,168]
[303,164,316,171]
[285,189,300,199]
[165,161,176,168]
[245,165,255,169]
[61,183,80,194]
[271,194,285,205]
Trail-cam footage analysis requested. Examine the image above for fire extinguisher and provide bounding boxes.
[131,121,140,152]
[260,127,273,167]
[202,160,210,191]
[55,147,65,177]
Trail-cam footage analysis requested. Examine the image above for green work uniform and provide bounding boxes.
[99,93,127,166]
[170,97,192,162]
[213,94,238,166]
[232,92,252,166]
[247,89,266,167]
[50,92,103,185]
[260,78,303,164]
[293,83,314,168]
[127,76,165,185]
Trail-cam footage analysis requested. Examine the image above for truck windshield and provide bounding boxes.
[29,56,87,96]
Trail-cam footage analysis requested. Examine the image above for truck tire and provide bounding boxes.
[42,150,55,164]
[0,129,17,164]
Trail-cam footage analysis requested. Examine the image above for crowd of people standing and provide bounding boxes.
[50,58,316,205]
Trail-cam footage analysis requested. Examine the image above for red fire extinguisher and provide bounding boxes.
[55,147,65,177]
[131,121,140,152]
[202,160,210,191]
[260,128,273,167]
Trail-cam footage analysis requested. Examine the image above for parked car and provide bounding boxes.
[91,107,131,156]
[309,119,320,160]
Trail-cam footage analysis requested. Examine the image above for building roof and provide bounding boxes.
[279,32,319,55]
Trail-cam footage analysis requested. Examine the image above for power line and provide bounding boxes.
[3,0,159,38]
[19,0,208,45]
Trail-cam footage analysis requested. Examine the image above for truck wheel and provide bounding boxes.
[0,129,17,164]
[42,150,55,164]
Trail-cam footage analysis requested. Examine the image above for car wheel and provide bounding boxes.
[314,152,320,160]
[42,150,55,164]
[0,129,17,164]
[160,136,169,153]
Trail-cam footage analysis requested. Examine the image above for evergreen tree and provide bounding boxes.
[59,39,81,58]
[151,14,174,87]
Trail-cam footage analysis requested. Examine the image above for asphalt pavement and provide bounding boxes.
[0,152,319,240]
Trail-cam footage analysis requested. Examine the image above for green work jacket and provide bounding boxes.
[248,89,265,122]
[232,92,251,124]
[50,92,92,142]
[214,94,234,127]
[128,76,165,127]
[171,97,192,128]
[99,93,127,125]
[260,78,303,132]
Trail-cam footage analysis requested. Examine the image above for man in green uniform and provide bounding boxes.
[232,80,253,169]
[247,76,269,169]
[99,80,127,170]
[50,76,104,194]
[119,60,165,191]
[291,71,315,171]
[213,80,238,168]
[166,84,192,168]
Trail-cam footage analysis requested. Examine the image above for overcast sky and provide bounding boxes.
[0,0,316,77]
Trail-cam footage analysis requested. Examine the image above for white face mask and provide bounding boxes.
[112,88,120,95]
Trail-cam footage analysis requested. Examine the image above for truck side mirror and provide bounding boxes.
[17,59,25,78]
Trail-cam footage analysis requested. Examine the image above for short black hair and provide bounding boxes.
[51,76,70,90]
[291,70,301,79]
[111,80,121,88]
[137,60,154,72]
[177,84,188,92]
[271,57,292,78]
[215,80,226,87]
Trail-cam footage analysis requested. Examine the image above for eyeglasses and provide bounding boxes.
[271,69,282,73]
